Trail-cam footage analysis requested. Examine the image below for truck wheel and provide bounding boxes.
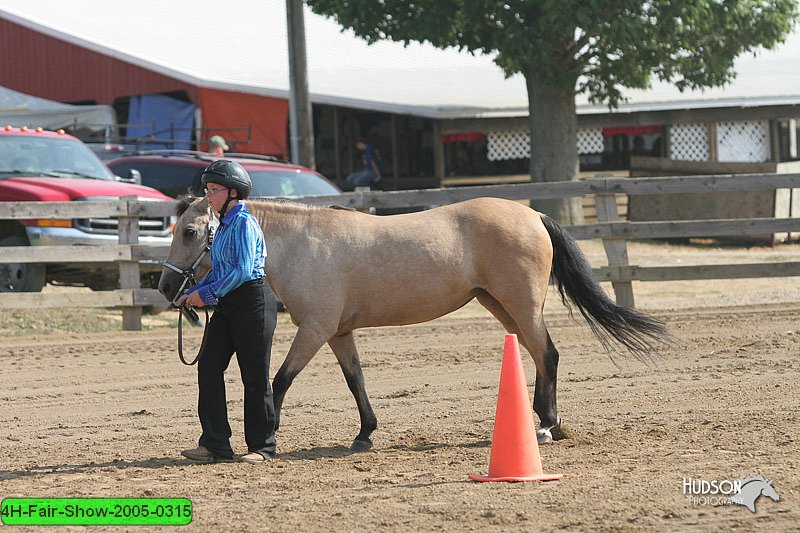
[0,236,46,292]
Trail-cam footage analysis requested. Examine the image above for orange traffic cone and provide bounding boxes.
[469,334,563,482]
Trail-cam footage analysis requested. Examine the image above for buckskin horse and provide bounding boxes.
[159,196,669,451]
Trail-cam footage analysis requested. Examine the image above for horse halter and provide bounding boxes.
[163,219,216,366]
[162,220,216,308]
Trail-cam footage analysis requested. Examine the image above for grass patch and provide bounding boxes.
[0,308,177,337]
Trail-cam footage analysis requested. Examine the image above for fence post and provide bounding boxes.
[354,186,375,214]
[595,193,635,308]
[118,196,142,331]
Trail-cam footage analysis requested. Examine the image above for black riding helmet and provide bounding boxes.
[200,159,252,199]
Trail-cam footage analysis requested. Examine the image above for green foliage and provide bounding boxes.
[308,0,799,107]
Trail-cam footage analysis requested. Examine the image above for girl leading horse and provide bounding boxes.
[159,196,669,451]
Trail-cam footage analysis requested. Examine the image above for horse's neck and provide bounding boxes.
[741,481,765,494]
[248,200,311,254]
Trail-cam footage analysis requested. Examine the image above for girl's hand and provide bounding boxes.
[176,291,205,308]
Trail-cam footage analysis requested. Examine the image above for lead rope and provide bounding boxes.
[167,217,217,366]
[177,306,210,366]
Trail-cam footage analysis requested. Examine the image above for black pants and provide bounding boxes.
[197,277,277,459]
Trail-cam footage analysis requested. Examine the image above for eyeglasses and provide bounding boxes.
[204,187,227,196]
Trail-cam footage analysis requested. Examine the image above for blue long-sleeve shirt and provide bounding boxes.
[187,202,265,306]
[363,143,383,174]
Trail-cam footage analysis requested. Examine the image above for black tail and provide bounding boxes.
[540,214,671,359]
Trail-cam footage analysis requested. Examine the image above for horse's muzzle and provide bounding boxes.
[158,269,183,303]
[158,270,202,325]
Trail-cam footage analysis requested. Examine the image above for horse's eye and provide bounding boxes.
[182,227,198,239]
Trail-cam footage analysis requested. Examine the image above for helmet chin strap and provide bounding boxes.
[218,189,237,219]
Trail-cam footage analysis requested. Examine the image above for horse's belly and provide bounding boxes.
[348,288,476,329]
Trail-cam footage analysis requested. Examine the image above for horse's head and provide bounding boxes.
[761,480,780,502]
[158,195,217,303]
[734,476,780,512]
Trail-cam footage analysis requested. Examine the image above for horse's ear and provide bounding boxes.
[176,195,194,216]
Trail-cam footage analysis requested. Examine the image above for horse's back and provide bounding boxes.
[320,197,551,270]
[441,197,552,258]
[362,197,543,233]
[345,197,552,304]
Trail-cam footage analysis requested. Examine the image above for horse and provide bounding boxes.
[159,196,670,451]
[730,476,780,512]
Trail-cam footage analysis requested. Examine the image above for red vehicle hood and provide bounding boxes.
[0,177,171,201]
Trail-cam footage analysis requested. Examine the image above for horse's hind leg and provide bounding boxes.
[476,292,563,443]
[531,332,563,442]
[327,332,377,452]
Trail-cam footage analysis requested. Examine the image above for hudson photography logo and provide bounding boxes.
[683,476,780,513]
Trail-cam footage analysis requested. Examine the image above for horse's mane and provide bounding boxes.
[247,199,347,217]
[175,195,347,221]
[739,475,768,486]
[248,198,320,210]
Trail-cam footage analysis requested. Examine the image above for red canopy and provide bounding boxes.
[602,125,662,137]
[442,132,485,143]
[198,87,288,158]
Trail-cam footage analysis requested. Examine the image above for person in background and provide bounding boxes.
[630,135,649,156]
[208,135,229,157]
[176,159,277,464]
[345,138,383,189]
[650,137,663,157]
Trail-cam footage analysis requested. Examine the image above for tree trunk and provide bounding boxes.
[525,70,584,225]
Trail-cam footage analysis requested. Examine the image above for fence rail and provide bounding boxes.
[1,174,798,329]
[295,172,800,208]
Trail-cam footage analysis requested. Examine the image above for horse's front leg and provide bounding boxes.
[327,332,377,452]
[272,323,332,435]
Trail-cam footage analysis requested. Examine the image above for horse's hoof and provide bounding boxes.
[536,417,564,444]
[549,420,567,441]
[350,439,373,452]
[536,426,553,444]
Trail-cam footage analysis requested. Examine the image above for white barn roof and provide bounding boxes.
[1,0,799,118]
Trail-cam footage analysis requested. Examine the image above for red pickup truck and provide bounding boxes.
[0,126,173,292]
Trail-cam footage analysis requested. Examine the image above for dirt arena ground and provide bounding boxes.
[1,240,799,531]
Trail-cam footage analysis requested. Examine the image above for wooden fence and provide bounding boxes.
[1,174,799,330]
[0,196,171,330]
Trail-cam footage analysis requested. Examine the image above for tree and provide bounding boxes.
[307,0,799,223]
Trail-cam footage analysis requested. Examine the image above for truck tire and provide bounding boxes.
[0,236,46,292]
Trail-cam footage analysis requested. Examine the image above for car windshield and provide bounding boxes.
[249,169,340,197]
[0,135,116,180]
